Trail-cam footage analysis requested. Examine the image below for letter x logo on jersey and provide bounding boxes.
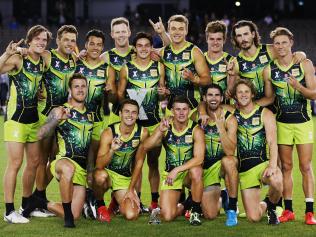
[55,61,60,68]
[26,62,31,69]
[126,88,148,120]
[72,111,77,119]
[79,67,84,74]
[114,57,118,63]
[242,63,247,70]
[275,71,280,78]
[167,53,171,59]
[132,71,138,78]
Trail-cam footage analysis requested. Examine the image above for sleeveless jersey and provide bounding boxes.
[107,122,143,177]
[234,105,268,173]
[39,49,76,116]
[203,109,232,169]
[269,60,311,123]
[125,60,161,127]
[56,103,94,169]
[162,42,201,109]
[105,46,134,80]
[76,59,109,122]
[7,55,44,123]
[162,120,198,172]
[236,44,272,100]
[204,52,232,94]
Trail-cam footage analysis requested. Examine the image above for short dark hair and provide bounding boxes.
[231,79,257,100]
[202,84,223,96]
[25,25,52,46]
[172,95,192,109]
[57,25,78,40]
[68,73,87,88]
[205,20,227,41]
[119,99,139,112]
[85,29,105,44]
[231,20,260,48]
[132,32,153,47]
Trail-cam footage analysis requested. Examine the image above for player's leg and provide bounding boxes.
[241,188,265,222]
[188,166,203,225]
[159,189,181,221]
[201,186,221,219]
[147,145,161,210]
[115,189,139,220]
[278,144,295,222]
[296,143,316,224]
[71,185,86,220]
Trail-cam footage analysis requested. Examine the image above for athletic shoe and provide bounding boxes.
[4,211,29,224]
[139,202,149,214]
[148,201,158,213]
[305,212,316,225]
[83,188,97,219]
[279,210,295,223]
[221,189,229,212]
[267,209,280,225]
[225,210,238,226]
[275,206,283,218]
[184,210,191,220]
[97,206,111,223]
[189,212,202,226]
[30,208,55,218]
[148,208,161,224]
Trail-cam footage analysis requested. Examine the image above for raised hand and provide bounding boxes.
[149,17,166,34]
[214,110,225,132]
[6,39,24,56]
[286,73,302,91]
[159,117,171,132]
[181,68,194,81]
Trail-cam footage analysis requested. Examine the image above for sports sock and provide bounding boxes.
[33,188,47,201]
[62,202,75,228]
[5,203,14,216]
[151,192,159,203]
[22,195,48,217]
[96,199,105,208]
[284,199,293,212]
[221,189,228,205]
[305,198,314,213]
[21,196,30,209]
[228,197,237,211]
[182,192,192,211]
[267,198,276,211]
[137,192,141,199]
[191,201,202,214]
[179,190,186,203]
[277,197,283,207]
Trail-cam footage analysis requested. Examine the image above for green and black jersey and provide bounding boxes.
[124,60,161,127]
[204,52,232,95]
[105,46,134,80]
[7,55,44,123]
[202,109,232,169]
[162,42,202,109]
[234,105,268,173]
[162,120,198,172]
[236,44,272,100]
[39,49,76,116]
[76,59,109,122]
[107,122,144,177]
[269,60,311,123]
[56,103,94,169]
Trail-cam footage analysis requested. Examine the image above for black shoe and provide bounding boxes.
[64,219,75,228]
[189,211,202,226]
[267,209,280,225]
[139,202,149,214]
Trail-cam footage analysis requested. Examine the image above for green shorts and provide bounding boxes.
[38,112,47,127]
[4,119,40,143]
[106,169,131,191]
[50,157,87,186]
[92,121,105,141]
[239,161,268,190]
[277,120,314,145]
[203,160,221,187]
[160,170,188,190]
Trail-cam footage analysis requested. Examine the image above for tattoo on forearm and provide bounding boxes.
[37,110,60,139]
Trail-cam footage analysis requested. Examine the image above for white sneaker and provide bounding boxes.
[4,211,29,224]
[19,207,55,218]
[30,208,56,218]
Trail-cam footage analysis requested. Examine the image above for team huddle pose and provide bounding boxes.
[1,14,316,229]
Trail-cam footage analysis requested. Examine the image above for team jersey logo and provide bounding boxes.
[132,139,140,147]
[97,69,105,77]
[182,52,190,60]
[150,69,158,77]
[291,68,300,77]
[218,64,227,73]
[259,55,268,64]
[252,117,260,126]
[185,135,193,143]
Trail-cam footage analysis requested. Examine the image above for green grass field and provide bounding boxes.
[1,115,316,237]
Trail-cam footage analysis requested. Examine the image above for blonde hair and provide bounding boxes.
[111,17,130,31]
[270,27,294,41]
[168,15,189,31]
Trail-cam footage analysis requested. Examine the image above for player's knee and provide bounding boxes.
[26,156,40,169]
[203,210,218,220]
[161,209,176,221]
[94,170,108,186]
[222,156,237,171]
[73,210,81,220]
[124,209,138,221]
[189,166,203,183]
[8,158,23,171]
[299,163,312,175]
[59,163,75,181]
[281,161,293,172]
[247,213,261,222]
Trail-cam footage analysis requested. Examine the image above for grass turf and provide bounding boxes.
[0,115,316,237]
